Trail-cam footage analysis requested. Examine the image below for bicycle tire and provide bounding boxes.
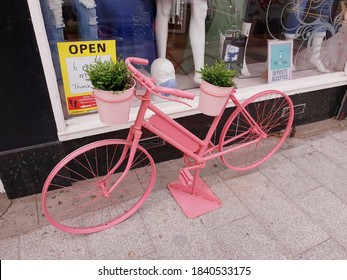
[42,139,156,234]
[219,90,294,171]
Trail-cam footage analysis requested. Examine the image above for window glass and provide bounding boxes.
[244,0,342,77]
[39,0,346,118]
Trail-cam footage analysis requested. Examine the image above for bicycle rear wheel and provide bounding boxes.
[42,139,156,234]
[219,90,294,171]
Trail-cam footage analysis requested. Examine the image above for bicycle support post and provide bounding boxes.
[166,94,235,218]
[168,167,222,218]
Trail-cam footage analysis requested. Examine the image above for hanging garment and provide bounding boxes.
[95,0,157,69]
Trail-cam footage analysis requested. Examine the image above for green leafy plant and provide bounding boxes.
[197,60,238,87]
[83,57,132,93]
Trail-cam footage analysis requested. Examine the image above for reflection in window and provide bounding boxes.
[244,0,343,76]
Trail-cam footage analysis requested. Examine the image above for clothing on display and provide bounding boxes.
[283,0,339,72]
[40,0,98,81]
[95,0,157,69]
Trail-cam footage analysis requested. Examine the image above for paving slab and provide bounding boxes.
[86,212,155,260]
[291,151,347,203]
[0,235,19,259]
[138,196,213,259]
[150,158,182,193]
[281,143,316,159]
[0,193,11,216]
[208,215,288,259]
[294,238,347,260]
[259,153,321,198]
[198,174,250,230]
[145,230,217,260]
[19,225,90,259]
[332,130,347,143]
[293,187,347,250]
[226,172,330,257]
[0,195,39,240]
[310,136,347,166]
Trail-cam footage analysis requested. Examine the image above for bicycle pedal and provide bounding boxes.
[179,169,193,186]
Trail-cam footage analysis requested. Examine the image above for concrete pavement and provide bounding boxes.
[1,118,347,260]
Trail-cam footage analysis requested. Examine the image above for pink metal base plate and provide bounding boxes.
[168,176,222,218]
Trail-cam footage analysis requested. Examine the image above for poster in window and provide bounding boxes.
[57,40,116,115]
[267,39,293,83]
[220,31,246,67]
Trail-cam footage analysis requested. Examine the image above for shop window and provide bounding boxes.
[30,0,347,139]
[243,0,342,76]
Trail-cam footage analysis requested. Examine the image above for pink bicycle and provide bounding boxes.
[42,57,294,234]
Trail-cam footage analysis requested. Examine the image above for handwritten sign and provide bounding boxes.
[57,40,116,115]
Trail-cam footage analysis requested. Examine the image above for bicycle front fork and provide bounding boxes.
[100,125,143,197]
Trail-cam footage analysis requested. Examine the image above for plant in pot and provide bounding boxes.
[196,60,238,116]
[83,57,135,125]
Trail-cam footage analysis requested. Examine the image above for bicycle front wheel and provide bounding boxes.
[42,139,156,234]
[219,90,294,171]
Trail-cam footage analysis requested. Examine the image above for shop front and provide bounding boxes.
[1,0,347,198]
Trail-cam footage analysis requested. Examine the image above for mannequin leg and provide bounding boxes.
[40,0,65,81]
[309,32,330,73]
[282,0,309,72]
[190,0,208,84]
[241,21,251,76]
[156,0,207,83]
[155,0,172,58]
[284,33,296,71]
[71,0,98,40]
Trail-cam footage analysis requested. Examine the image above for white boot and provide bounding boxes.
[241,22,251,76]
[309,32,330,73]
[284,33,296,71]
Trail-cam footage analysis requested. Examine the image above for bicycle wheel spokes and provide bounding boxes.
[42,139,156,234]
[219,90,294,171]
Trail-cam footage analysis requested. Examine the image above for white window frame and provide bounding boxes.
[28,0,347,142]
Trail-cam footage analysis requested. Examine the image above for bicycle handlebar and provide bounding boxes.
[126,57,149,66]
[125,57,195,101]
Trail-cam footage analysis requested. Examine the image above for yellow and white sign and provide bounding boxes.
[57,40,116,115]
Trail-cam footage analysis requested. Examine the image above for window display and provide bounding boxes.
[282,0,339,73]
[35,0,347,136]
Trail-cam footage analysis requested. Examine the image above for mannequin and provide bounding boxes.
[240,21,252,76]
[283,0,338,73]
[155,0,208,84]
[150,58,177,100]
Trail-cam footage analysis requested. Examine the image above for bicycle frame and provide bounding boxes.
[102,57,292,219]
[105,77,266,203]
[139,89,265,163]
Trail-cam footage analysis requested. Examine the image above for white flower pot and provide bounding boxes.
[93,80,135,125]
[198,80,233,116]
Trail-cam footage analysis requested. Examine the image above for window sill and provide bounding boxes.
[58,69,347,141]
